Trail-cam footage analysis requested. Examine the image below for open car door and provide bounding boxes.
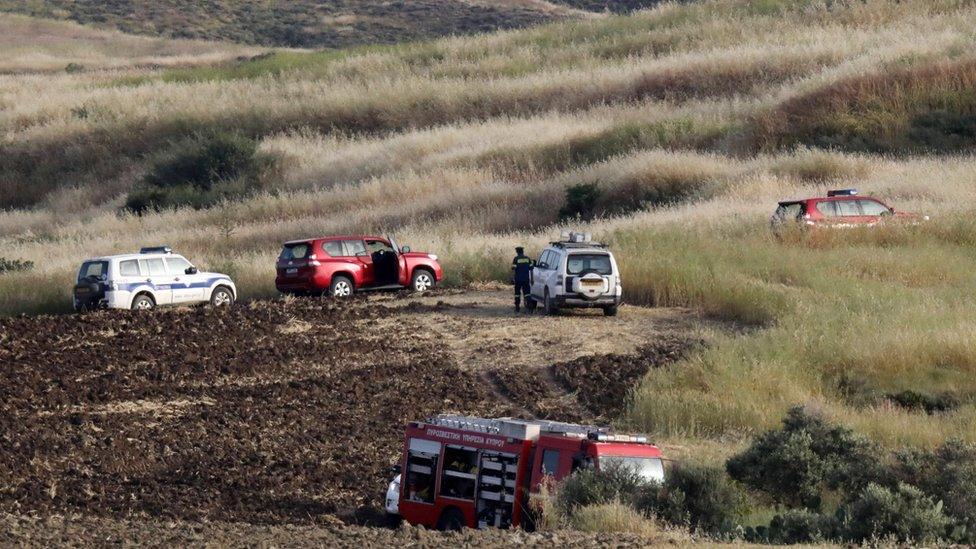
[387,234,409,287]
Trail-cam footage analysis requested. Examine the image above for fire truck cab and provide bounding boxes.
[389,415,665,530]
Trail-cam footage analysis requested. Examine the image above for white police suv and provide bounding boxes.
[72,246,237,311]
[527,232,622,316]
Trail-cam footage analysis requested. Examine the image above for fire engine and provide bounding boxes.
[385,415,665,530]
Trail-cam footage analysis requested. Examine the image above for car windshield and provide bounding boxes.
[77,260,108,282]
[566,253,612,275]
[601,456,665,483]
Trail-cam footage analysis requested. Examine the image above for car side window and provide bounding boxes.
[140,258,166,276]
[835,200,860,216]
[816,201,837,217]
[366,239,394,254]
[549,252,562,272]
[859,200,890,216]
[165,256,192,275]
[342,240,367,257]
[118,260,140,277]
[322,241,343,257]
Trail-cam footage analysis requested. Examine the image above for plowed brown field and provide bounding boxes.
[0,290,699,545]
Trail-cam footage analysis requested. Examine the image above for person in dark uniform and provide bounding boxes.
[511,246,534,313]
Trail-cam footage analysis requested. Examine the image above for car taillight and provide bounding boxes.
[308,254,321,267]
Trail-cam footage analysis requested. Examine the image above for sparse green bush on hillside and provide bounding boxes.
[126,132,276,213]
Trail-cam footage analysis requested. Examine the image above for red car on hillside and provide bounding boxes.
[771,189,925,232]
[275,235,443,297]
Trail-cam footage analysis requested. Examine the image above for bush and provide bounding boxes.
[126,132,275,213]
[635,465,747,535]
[895,440,976,542]
[555,462,647,513]
[754,509,841,544]
[0,258,34,274]
[726,406,886,509]
[886,389,960,414]
[558,182,602,221]
[845,483,950,544]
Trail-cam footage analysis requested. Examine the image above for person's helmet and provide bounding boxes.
[515,246,524,254]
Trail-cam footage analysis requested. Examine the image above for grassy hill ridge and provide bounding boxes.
[0,0,665,48]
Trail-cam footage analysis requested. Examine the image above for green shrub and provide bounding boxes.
[126,132,275,213]
[558,182,602,221]
[555,462,647,513]
[726,406,886,509]
[845,482,950,544]
[635,465,747,535]
[886,390,960,414]
[895,440,976,542]
[754,509,841,544]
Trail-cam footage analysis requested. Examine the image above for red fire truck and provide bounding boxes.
[385,415,666,530]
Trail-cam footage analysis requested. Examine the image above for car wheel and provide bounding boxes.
[544,288,558,316]
[330,275,354,298]
[603,305,618,317]
[436,507,465,531]
[131,294,155,311]
[210,286,235,307]
[411,270,435,292]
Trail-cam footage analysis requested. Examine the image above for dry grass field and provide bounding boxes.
[2,0,976,541]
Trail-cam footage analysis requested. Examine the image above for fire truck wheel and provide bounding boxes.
[436,507,465,531]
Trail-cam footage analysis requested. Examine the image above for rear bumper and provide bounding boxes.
[555,294,620,308]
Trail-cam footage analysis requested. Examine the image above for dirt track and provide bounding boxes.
[0,289,699,544]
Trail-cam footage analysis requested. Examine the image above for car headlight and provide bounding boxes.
[428,254,438,261]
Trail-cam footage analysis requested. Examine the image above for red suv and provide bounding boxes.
[771,189,923,231]
[275,235,443,297]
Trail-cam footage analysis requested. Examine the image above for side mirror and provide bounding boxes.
[185,267,198,275]
[401,246,411,253]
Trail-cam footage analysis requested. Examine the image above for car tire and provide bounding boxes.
[603,305,618,317]
[544,288,559,316]
[436,507,465,531]
[411,269,435,293]
[330,275,354,298]
[131,294,155,311]
[210,286,235,307]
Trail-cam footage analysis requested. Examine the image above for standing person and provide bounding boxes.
[511,246,534,313]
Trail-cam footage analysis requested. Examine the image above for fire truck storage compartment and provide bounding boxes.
[406,438,440,504]
[476,451,519,529]
[440,445,478,500]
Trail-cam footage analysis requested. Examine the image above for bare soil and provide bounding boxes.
[0,290,701,545]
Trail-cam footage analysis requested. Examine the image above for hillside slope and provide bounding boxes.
[3,0,976,536]
[0,0,664,48]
